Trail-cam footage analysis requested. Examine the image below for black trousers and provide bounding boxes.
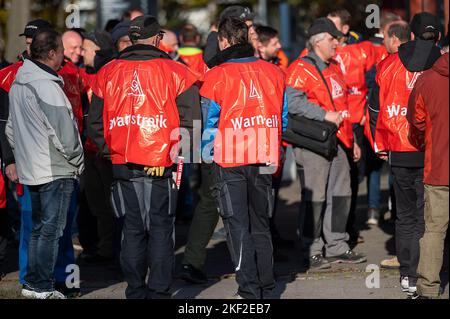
[212,164,275,299]
[111,168,177,299]
[391,166,425,286]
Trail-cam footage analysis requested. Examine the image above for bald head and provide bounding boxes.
[160,29,179,53]
[62,30,83,64]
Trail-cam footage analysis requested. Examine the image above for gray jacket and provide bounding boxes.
[6,59,84,185]
[287,51,328,121]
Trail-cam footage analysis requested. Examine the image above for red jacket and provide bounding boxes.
[0,61,23,92]
[178,47,208,76]
[58,59,84,134]
[0,171,5,208]
[93,57,198,167]
[299,43,375,124]
[79,67,98,153]
[200,58,286,167]
[375,53,424,153]
[359,40,388,65]
[334,43,375,124]
[407,53,449,186]
[286,57,354,149]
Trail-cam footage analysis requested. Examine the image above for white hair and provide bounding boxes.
[307,32,328,51]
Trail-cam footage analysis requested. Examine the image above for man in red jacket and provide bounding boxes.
[407,53,449,299]
[89,15,200,299]
[178,24,208,76]
[201,17,287,299]
[371,12,442,297]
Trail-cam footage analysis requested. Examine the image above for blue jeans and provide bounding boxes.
[18,183,77,284]
[364,139,384,210]
[18,185,32,284]
[24,179,76,291]
[367,166,382,209]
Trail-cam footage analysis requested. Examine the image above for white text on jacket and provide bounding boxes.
[230,115,279,130]
[109,114,168,130]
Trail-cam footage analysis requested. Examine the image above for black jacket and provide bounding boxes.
[0,53,28,167]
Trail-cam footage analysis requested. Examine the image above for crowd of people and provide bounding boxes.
[0,5,448,300]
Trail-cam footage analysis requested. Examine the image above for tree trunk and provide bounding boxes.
[5,0,30,62]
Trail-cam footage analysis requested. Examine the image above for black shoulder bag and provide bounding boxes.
[282,57,339,160]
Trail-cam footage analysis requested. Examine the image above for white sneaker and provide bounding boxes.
[25,290,66,299]
[21,287,35,298]
[408,286,417,296]
[400,276,409,292]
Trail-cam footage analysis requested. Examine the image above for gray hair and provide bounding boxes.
[307,32,328,51]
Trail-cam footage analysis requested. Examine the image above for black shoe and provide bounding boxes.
[180,264,208,284]
[327,250,367,264]
[55,282,81,299]
[407,292,430,299]
[308,254,331,270]
[0,271,5,281]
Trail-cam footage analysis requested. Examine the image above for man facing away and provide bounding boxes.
[89,15,199,299]
[201,17,287,299]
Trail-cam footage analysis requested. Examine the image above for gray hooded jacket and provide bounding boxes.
[6,59,84,185]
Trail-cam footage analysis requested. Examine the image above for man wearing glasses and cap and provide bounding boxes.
[89,15,200,299]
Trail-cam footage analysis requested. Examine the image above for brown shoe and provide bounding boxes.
[380,256,400,269]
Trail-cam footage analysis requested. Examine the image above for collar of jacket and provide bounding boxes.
[29,58,59,78]
[398,39,442,72]
[94,48,117,72]
[369,36,384,45]
[118,44,172,61]
[206,43,255,68]
[19,50,30,62]
[303,50,328,71]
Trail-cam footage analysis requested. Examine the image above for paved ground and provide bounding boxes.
[0,164,448,299]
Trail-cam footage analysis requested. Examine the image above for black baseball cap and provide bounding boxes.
[129,15,163,41]
[219,5,254,23]
[19,19,52,38]
[111,21,131,44]
[83,31,114,50]
[308,17,344,39]
[410,12,440,40]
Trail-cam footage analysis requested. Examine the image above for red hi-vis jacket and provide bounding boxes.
[375,53,423,152]
[334,43,375,124]
[0,61,23,92]
[178,47,208,76]
[200,58,286,168]
[78,67,98,154]
[0,170,5,208]
[299,44,375,124]
[286,57,354,149]
[58,60,84,134]
[93,58,198,167]
[360,40,388,65]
